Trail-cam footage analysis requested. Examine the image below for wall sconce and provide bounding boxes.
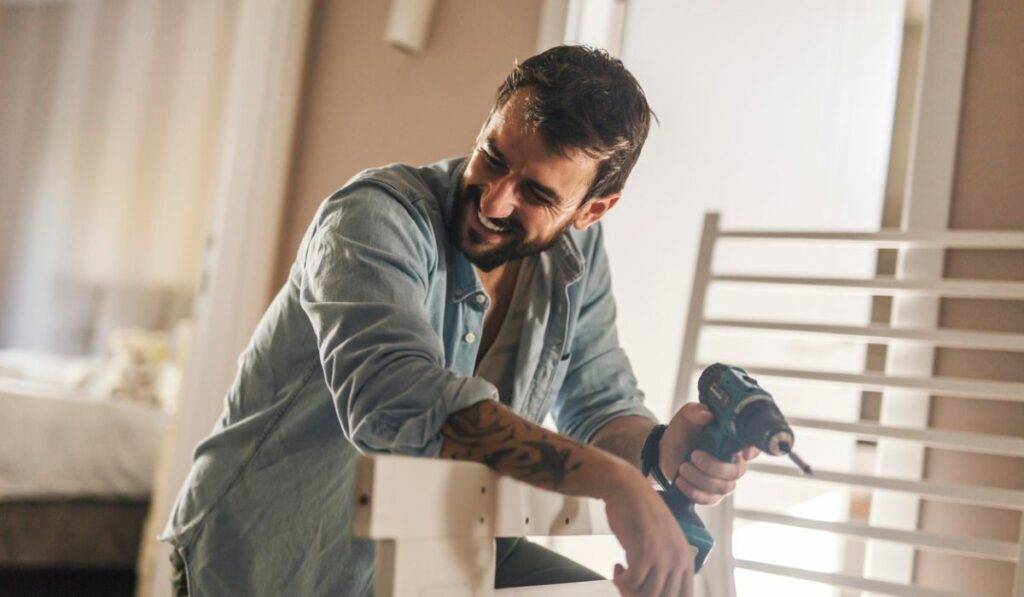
[384,0,439,54]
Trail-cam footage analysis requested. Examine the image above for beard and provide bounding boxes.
[449,179,572,272]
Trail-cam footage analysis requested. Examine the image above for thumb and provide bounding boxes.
[680,402,714,428]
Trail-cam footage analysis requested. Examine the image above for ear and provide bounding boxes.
[572,194,620,230]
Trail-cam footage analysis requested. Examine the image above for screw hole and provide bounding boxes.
[564,517,570,525]
[480,486,486,494]
[358,494,369,506]
[525,517,530,524]
[479,517,485,524]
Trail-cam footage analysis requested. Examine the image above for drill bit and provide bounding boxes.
[778,442,813,476]
[787,451,813,476]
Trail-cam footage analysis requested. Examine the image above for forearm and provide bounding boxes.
[588,415,657,470]
[439,400,639,501]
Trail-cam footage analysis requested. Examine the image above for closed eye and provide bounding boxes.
[525,183,555,206]
[481,150,506,171]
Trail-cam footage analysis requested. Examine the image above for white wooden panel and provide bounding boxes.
[748,463,1024,510]
[733,508,1019,561]
[672,212,719,410]
[733,559,967,597]
[352,455,612,540]
[375,537,494,597]
[703,364,1024,403]
[495,580,619,596]
[703,319,1024,352]
[864,1,972,587]
[718,229,1024,248]
[357,456,619,597]
[787,417,1024,457]
[712,274,1024,300]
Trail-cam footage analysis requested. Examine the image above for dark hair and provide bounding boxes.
[493,45,655,202]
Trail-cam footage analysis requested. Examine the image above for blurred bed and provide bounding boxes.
[0,348,172,570]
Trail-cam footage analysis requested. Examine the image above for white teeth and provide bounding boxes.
[477,208,507,233]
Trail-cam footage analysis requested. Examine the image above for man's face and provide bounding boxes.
[450,91,617,272]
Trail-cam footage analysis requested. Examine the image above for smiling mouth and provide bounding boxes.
[476,206,511,234]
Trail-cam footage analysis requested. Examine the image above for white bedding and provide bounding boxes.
[0,375,168,500]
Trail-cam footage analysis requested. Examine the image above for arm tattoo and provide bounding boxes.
[440,401,585,490]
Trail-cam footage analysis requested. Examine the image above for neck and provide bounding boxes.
[476,258,522,293]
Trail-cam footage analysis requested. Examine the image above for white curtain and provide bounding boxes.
[0,0,238,354]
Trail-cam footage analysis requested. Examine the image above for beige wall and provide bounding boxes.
[274,0,542,285]
[914,2,1024,594]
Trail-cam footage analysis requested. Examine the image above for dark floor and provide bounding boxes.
[0,568,135,597]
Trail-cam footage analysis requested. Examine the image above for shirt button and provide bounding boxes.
[475,294,486,305]
[464,332,476,344]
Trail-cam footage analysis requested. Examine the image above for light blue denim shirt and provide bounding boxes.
[161,157,656,595]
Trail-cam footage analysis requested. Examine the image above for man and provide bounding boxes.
[162,45,756,596]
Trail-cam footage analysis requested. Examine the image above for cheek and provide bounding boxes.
[520,209,566,238]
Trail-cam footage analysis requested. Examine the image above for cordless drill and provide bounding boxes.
[660,363,812,571]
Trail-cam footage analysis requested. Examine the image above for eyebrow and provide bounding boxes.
[484,137,565,205]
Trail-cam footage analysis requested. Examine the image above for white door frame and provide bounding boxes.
[138,1,313,595]
[864,0,972,589]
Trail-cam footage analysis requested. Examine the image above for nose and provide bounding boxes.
[479,176,518,220]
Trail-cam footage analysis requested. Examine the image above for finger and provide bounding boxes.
[662,567,683,597]
[681,564,694,597]
[613,564,635,597]
[675,544,696,597]
[690,450,747,481]
[637,564,667,597]
[614,561,648,595]
[675,475,719,506]
[742,446,761,460]
[677,462,736,496]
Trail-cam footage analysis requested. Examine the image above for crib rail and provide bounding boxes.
[674,212,1024,597]
[352,454,619,596]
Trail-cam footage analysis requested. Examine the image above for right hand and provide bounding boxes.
[604,470,695,596]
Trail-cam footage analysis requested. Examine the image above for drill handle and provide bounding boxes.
[660,488,713,572]
[663,426,738,573]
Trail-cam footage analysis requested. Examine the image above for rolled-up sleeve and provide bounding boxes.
[553,225,657,444]
[299,185,498,457]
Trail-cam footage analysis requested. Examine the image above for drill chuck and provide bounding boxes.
[767,431,795,456]
[734,398,794,456]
